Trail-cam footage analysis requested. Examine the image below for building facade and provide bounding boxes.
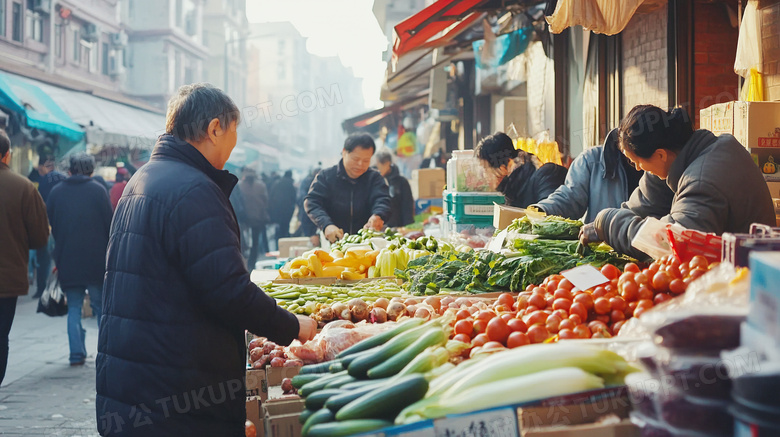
[202,0,248,107]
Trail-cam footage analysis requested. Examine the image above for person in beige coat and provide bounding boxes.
[0,129,49,384]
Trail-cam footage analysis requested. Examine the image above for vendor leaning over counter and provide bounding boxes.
[474,132,568,208]
[530,128,647,223]
[305,133,391,243]
[580,104,776,259]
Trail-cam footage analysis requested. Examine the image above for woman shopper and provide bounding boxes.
[580,105,775,259]
[474,132,568,208]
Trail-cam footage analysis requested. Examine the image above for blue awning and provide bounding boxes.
[0,71,84,142]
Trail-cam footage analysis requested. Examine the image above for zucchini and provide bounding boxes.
[301,408,335,437]
[347,323,431,378]
[323,374,357,389]
[328,361,345,373]
[292,373,326,389]
[306,419,393,437]
[300,361,339,375]
[299,409,315,424]
[298,370,348,397]
[324,382,387,413]
[339,377,391,391]
[336,374,428,421]
[339,349,373,368]
[367,328,448,379]
[337,318,425,358]
[304,389,345,411]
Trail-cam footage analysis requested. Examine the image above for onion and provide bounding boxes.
[406,304,418,316]
[390,297,404,303]
[386,302,406,321]
[373,298,390,310]
[350,299,369,322]
[269,350,285,360]
[424,297,442,312]
[440,296,455,307]
[281,378,294,394]
[284,359,303,367]
[404,298,419,306]
[414,307,431,320]
[448,302,460,310]
[455,298,472,307]
[468,305,480,315]
[249,347,263,363]
[318,306,335,321]
[270,357,285,367]
[369,307,388,323]
[262,342,276,355]
[331,302,348,319]
[248,338,265,350]
[252,360,264,369]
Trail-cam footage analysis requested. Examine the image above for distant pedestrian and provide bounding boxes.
[294,167,320,246]
[31,156,66,299]
[0,129,49,385]
[238,167,270,270]
[375,150,415,227]
[110,168,130,210]
[47,153,112,366]
[269,170,297,244]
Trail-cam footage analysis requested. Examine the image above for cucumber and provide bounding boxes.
[300,361,339,375]
[339,377,392,391]
[304,389,345,411]
[323,374,357,389]
[337,318,425,358]
[306,420,393,437]
[336,374,428,421]
[301,408,335,437]
[347,323,431,378]
[339,349,374,368]
[367,328,448,379]
[324,382,387,413]
[328,361,345,373]
[298,370,348,397]
[292,373,326,389]
[299,409,315,424]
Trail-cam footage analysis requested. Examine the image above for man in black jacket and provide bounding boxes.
[305,133,391,243]
[47,153,112,366]
[97,83,316,436]
[374,149,414,227]
[269,170,297,243]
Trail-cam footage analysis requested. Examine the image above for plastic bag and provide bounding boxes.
[286,320,397,364]
[37,268,68,317]
[546,0,645,36]
[734,0,762,78]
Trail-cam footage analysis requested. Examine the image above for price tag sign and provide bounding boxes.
[488,229,508,253]
[561,264,609,291]
[434,407,517,437]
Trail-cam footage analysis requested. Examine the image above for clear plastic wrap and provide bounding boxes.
[286,320,396,364]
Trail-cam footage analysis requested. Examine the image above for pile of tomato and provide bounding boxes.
[450,255,712,350]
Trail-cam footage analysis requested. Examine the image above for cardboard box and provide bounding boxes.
[245,397,265,437]
[699,105,712,130]
[411,168,445,199]
[733,101,780,151]
[709,101,736,136]
[523,420,639,437]
[767,181,780,198]
[265,366,301,387]
[263,398,305,437]
[745,147,780,180]
[493,203,527,230]
[748,251,780,343]
[277,237,311,258]
[246,369,268,401]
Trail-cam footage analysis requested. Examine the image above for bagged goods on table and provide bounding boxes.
[287,320,397,364]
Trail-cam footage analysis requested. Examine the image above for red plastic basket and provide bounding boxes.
[665,226,723,264]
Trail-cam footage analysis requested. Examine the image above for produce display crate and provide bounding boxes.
[269,277,401,285]
[722,223,780,267]
[444,191,505,222]
[665,225,722,264]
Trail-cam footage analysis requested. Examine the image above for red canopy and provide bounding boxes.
[392,0,488,61]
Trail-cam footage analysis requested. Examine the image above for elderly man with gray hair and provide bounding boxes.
[97,83,316,436]
[46,153,113,366]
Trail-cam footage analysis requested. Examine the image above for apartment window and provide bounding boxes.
[12,2,22,42]
[102,42,109,75]
[0,0,6,37]
[25,0,43,42]
[72,27,80,61]
[54,24,62,56]
[175,0,182,27]
[84,42,97,72]
[278,39,285,55]
[277,63,285,80]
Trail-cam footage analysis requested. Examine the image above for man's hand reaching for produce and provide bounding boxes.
[364,214,384,231]
[579,223,601,246]
[296,315,317,343]
[324,225,344,243]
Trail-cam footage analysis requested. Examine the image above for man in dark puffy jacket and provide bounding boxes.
[269,170,297,243]
[237,167,269,270]
[305,133,391,243]
[47,153,112,366]
[97,83,316,437]
[374,149,414,227]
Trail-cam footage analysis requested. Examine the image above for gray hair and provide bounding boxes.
[165,83,241,143]
[69,153,95,176]
[374,149,393,165]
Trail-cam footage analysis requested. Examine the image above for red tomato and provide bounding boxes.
[594,297,611,315]
[507,318,527,333]
[472,333,489,347]
[473,319,488,335]
[454,319,473,336]
[592,286,607,299]
[553,288,573,301]
[546,314,562,333]
[624,263,640,273]
[506,331,531,348]
[669,278,686,295]
[476,310,496,322]
[638,285,654,301]
[654,293,672,305]
[612,320,626,335]
[610,309,626,323]
[529,293,547,309]
[456,309,471,320]
[532,286,546,295]
[634,272,649,286]
[652,271,671,292]
[525,305,540,314]
[689,255,708,270]
[595,314,611,325]
[618,272,636,286]
[568,314,583,326]
[552,309,570,320]
[524,310,548,326]
[665,265,681,279]
[648,263,661,275]
[452,333,471,343]
[545,296,555,309]
[679,265,690,279]
[588,320,609,333]
[633,307,648,318]
[689,268,707,281]
[621,281,639,301]
[558,278,575,291]
[637,299,654,310]
[496,293,515,308]
[525,284,536,292]
[558,328,577,340]
[494,304,512,314]
[569,302,588,322]
[527,325,551,344]
[546,279,560,293]
[600,264,620,280]
[486,317,511,344]
[553,298,572,312]
[515,295,530,311]
[573,293,594,311]
[604,283,617,294]
[573,324,592,339]
[626,301,638,317]
[558,318,576,331]
[609,296,627,312]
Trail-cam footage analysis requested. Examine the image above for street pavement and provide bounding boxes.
[0,293,99,436]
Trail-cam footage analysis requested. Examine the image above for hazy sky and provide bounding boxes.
[246,0,389,111]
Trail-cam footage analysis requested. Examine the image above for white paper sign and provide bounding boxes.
[434,407,517,437]
[488,229,508,253]
[561,264,609,291]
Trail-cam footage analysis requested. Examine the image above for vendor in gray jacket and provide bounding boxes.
[532,129,644,223]
[580,105,775,259]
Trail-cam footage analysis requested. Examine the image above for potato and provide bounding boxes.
[270,357,286,367]
[262,342,276,355]
[249,347,264,363]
